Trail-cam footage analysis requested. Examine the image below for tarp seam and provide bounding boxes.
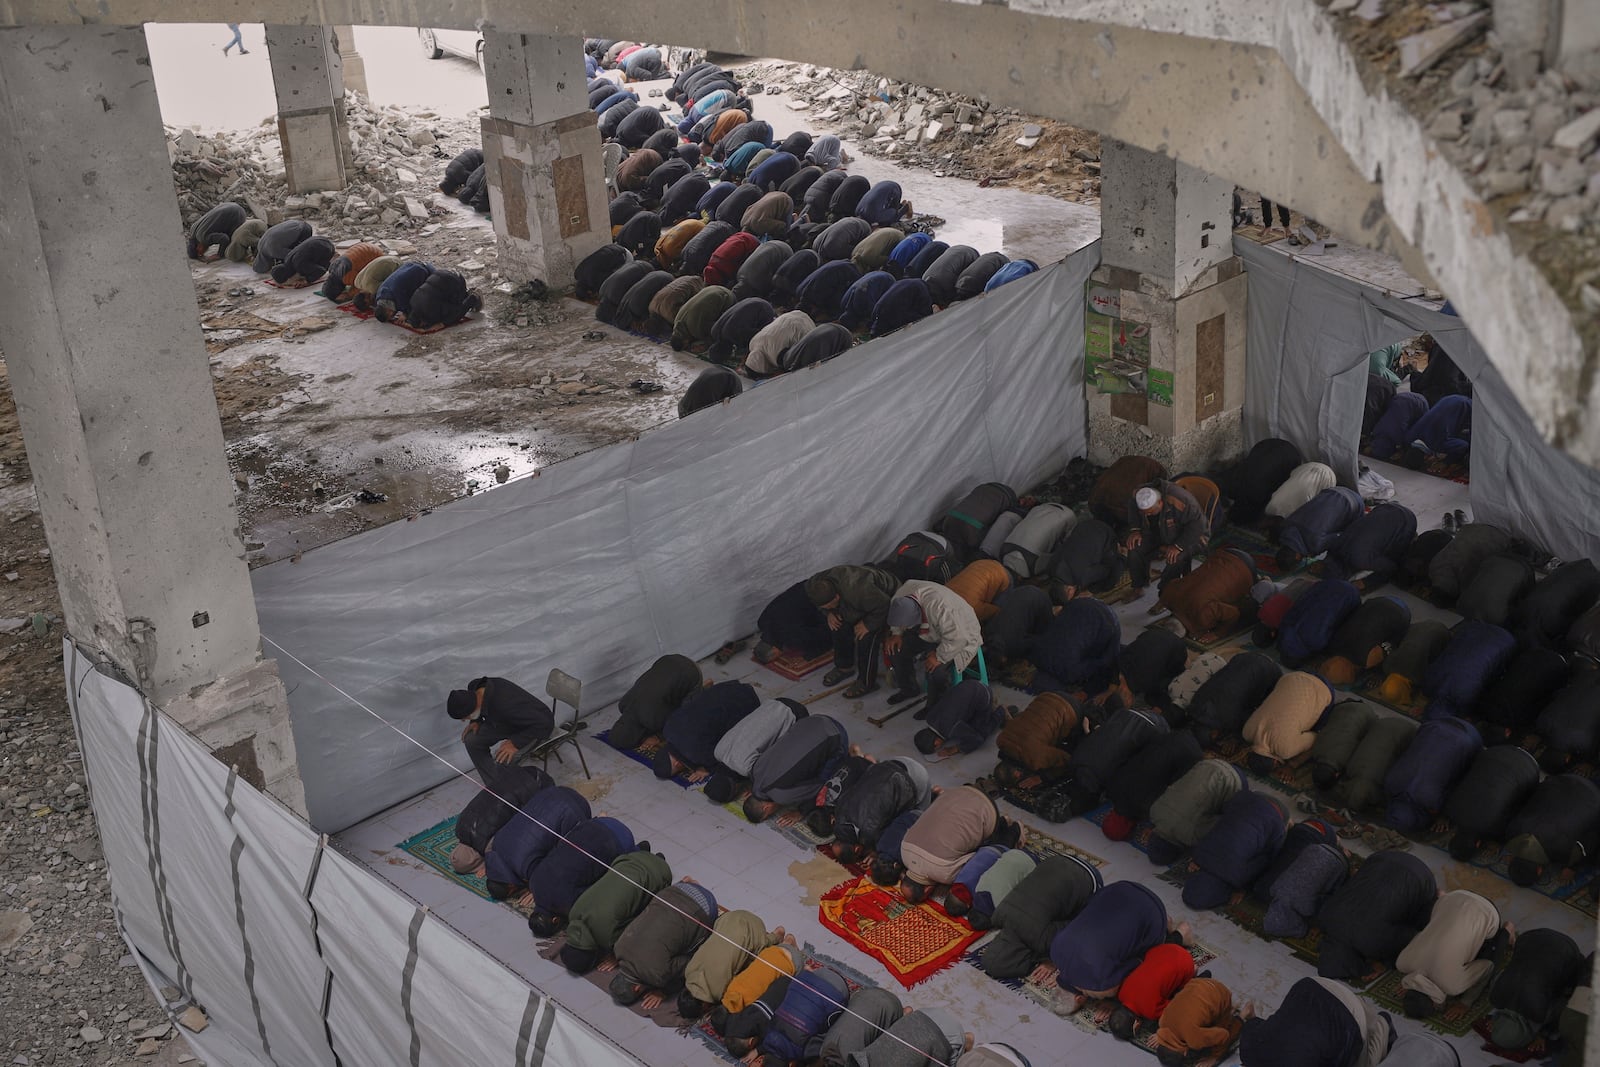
[223,768,273,1060]
[136,694,192,1002]
[401,907,427,1067]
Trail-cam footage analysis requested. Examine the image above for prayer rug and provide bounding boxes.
[398,815,493,899]
[396,316,473,335]
[1423,454,1471,486]
[759,646,834,681]
[1082,803,1156,857]
[818,875,983,988]
[966,941,1231,1065]
[263,275,324,289]
[1021,824,1110,867]
[592,729,699,788]
[1471,1017,1549,1063]
[1362,965,1491,1038]
[1145,611,1257,653]
[722,797,837,853]
[337,301,375,321]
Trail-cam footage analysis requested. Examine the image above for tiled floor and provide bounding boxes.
[336,458,1589,1067]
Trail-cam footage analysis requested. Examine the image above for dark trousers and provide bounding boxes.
[464,722,526,789]
[832,625,884,689]
[1129,544,1194,591]
[1260,197,1291,228]
[892,635,956,703]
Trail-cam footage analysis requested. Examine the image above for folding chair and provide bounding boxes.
[517,668,591,779]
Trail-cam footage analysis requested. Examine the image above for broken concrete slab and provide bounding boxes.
[1552,109,1600,154]
[1398,11,1488,77]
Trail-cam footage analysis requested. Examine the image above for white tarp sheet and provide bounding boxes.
[66,640,646,1067]
[1237,238,1600,565]
[252,248,1101,832]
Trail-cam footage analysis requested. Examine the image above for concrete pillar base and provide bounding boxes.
[276,102,350,193]
[482,112,609,290]
[333,25,368,97]
[165,659,306,817]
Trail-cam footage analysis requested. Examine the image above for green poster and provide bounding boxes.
[1147,369,1174,406]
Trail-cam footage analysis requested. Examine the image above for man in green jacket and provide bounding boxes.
[556,850,671,975]
[806,564,901,698]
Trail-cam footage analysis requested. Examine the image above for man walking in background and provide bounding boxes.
[223,23,248,56]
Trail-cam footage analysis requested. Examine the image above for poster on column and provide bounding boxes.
[1085,285,1151,395]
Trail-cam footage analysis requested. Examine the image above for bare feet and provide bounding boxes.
[687,768,709,784]
[1028,962,1059,986]
[1240,1000,1257,1020]
[640,992,664,1011]
[782,933,796,945]
[514,891,534,908]
[1175,920,1194,946]
[849,743,865,757]
[772,926,785,941]
[597,956,618,973]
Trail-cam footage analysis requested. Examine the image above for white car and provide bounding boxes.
[418,27,482,70]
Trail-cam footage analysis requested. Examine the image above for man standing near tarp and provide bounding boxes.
[446,676,555,788]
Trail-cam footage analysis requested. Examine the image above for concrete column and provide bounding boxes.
[332,25,368,97]
[479,29,610,289]
[0,25,305,815]
[1087,138,1249,473]
[265,24,350,193]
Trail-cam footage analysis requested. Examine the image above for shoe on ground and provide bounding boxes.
[821,667,852,686]
[886,689,920,706]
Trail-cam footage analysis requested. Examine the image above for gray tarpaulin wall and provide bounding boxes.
[252,247,1101,833]
[1238,237,1600,566]
[67,641,639,1067]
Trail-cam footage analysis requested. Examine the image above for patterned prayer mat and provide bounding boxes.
[1207,523,1307,579]
[337,301,375,320]
[759,646,835,681]
[818,875,983,988]
[964,941,1231,1065]
[722,797,838,852]
[593,729,699,788]
[1082,803,1157,857]
[1362,965,1492,1038]
[397,316,472,335]
[398,814,493,899]
[1423,454,1472,486]
[263,275,324,289]
[1146,611,1258,653]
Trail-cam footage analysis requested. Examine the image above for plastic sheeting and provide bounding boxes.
[253,247,1101,832]
[1237,238,1600,566]
[66,640,643,1067]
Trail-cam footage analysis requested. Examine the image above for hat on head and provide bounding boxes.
[652,747,677,779]
[449,843,482,873]
[1250,579,1280,605]
[447,689,475,719]
[804,575,839,606]
[1320,656,1359,686]
[1101,810,1135,841]
[1489,1010,1537,1050]
[1136,487,1161,511]
[559,942,599,974]
[703,774,737,804]
[886,596,921,629]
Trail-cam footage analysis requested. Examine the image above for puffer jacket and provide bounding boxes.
[984,854,1103,975]
[1183,792,1288,909]
[1336,715,1418,812]
[1188,651,1283,739]
[1376,619,1452,706]
[1106,730,1203,821]
[482,786,591,888]
[1455,554,1536,627]
[1149,759,1246,848]
[1427,523,1512,600]
[564,851,672,956]
[527,816,632,916]
[1308,701,1376,788]
[1279,487,1364,559]
[1243,672,1333,763]
[1068,708,1168,800]
[1480,650,1571,739]
[834,757,931,849]
[1275,579,1362,666]
[1444,744,1541,843]
[997,691,1081,774]
[1534,666,1600,764]
[1158,549,1256,639]
[662,681,762,768]
[1382,716,1482,831]
[1030,597,1120,692]
[613,881,717,990]
[1420,620,1516,720]
[1515,559,1600,650]
[1314,850,1435,979]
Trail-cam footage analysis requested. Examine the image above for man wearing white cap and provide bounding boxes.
[883,581,982,709]
[1124,480,1206,600]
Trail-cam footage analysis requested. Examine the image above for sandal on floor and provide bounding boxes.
[822,668,853,686]
[714,638,747,665]
[842,683,879,699]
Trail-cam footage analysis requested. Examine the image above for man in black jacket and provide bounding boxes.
[446,676,556,788]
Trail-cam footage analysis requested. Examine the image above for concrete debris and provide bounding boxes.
[0,909,33,951]
[168,91,478,233]
[729,60,1098,200]
[1398,11,1488,78]
[176,1006,209,1033]
[1553,108,1600,154]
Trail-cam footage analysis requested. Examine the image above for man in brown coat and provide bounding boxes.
[899,785,1021,902]
[615,149,662,194]
[946,559,1013,624]
[995,692,1082,788]
[1157,548,1257,641]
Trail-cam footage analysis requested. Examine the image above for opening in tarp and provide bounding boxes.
[251,246,1102,833]
[1237,237,1600,566]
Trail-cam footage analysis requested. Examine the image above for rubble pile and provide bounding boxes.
[167,91,483,232]
[732,61,1101,202]
[1339,1,1600,242]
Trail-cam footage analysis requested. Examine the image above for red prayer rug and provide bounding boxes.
[817,875,981,988]
[337,302,375,320]
[759,647,834,681]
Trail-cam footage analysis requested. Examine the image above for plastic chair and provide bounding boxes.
[517,668,591,779]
